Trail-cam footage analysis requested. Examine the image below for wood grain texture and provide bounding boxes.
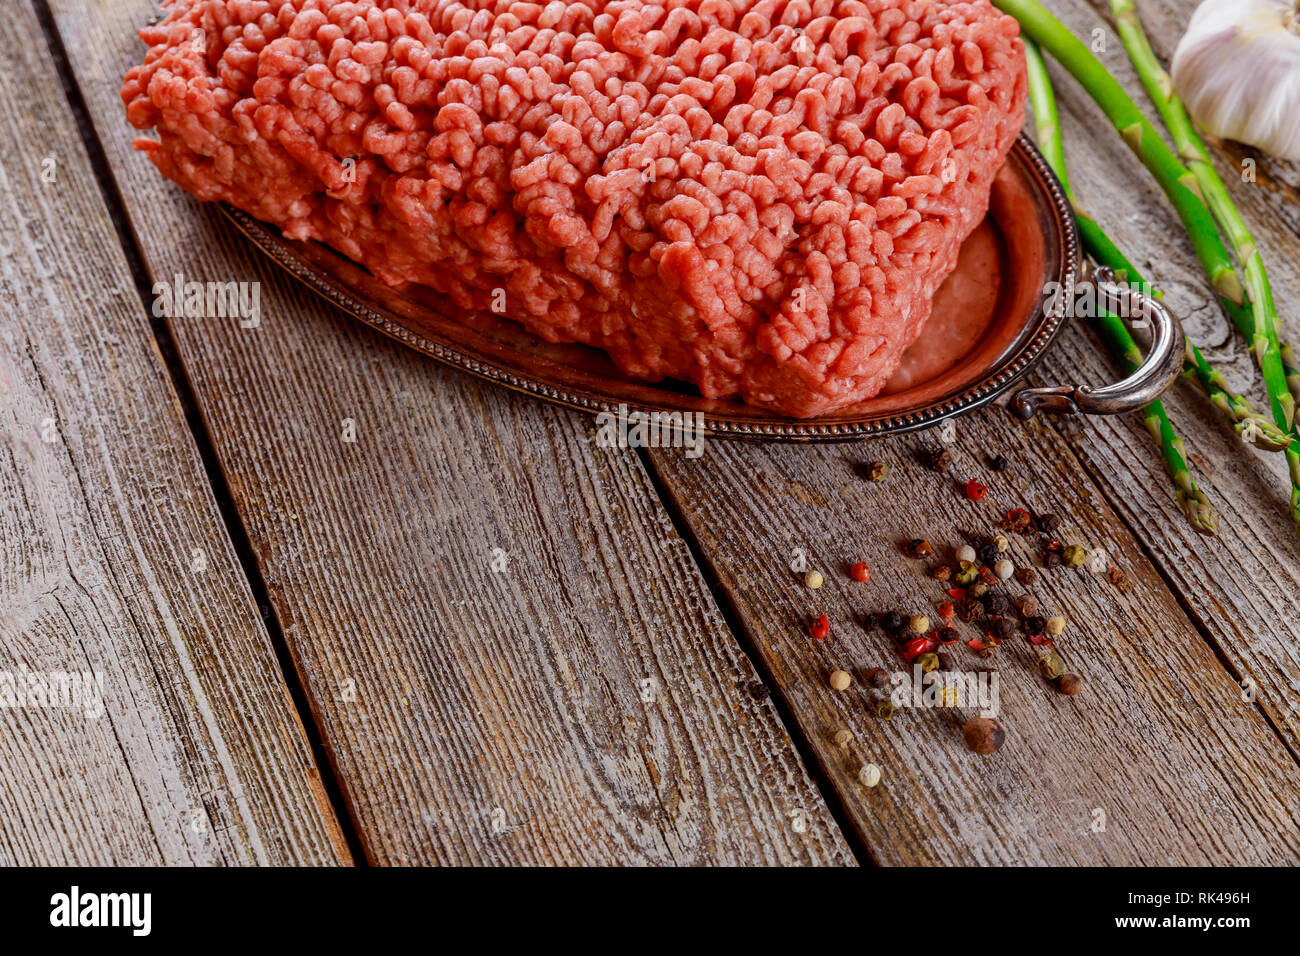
[1028,0,1300,755]
[0,0,347,865]
[49,0,856,865]
[648,405,1300,865]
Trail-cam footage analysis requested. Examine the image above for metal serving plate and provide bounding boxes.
[221,134,1079,442]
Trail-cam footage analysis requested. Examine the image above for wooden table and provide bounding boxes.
[3,0,1297,865]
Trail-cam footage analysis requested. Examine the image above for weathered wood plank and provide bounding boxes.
[647,404,1300,865]
[50,0,856,864]
[0,0,348,865]
[1031,0,1300,755]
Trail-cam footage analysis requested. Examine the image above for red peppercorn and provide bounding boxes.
[965,478,987,500]
[809,614,829,640]
[849,561,870,582]
[937,600,955,621]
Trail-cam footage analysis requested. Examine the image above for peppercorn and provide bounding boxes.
[829,669,852,691]
[905,538,934,558]
[1005,508,1032,533]
[955,561,979,585]
[991,617,1015,640]
[936,600,955,621]
[1044,537,1063,553]
[983,592,1009,616]
[993,558,1014,580]
[1062,544,1087,568]
[1044,551,1063,569]
[956,600,981,623]
[833,728,853,748]
[955,545,977,564]
[867,461,890,482]
[924,446,952,472]
[1024,615,1046,635]
[850,561,871,582]
[860,612,880,633]
[876,699,896,719]
[1015,594,1039,617]
[858,763,882,787]
[963,716,1005,755]
[865,667,890,690]
[930,563,952,581]
[1015,565,1037,585]
[882,611,905,634]
[1108,566,1130,590]
[748,681,770,700]
[908,614,930,634]
[967,581,989,599]
[804,569,824,589]
[976,645,997,659]
[916,652,940,673]
[810,614,830,640]
[977,565,998,587]
[990,454,1010,472]
[965,478,987,500]
[994,534,1010,553]
[1046,615,1067,636]
[1058,673,1084,696]
[976,542,999,566]
[1039,652,1066,681]
[1038,512,1060,534]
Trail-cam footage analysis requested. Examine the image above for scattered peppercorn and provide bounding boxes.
[1046,615,1067,636]
[983,592,1009,616]
[1005,508,1032,533]
[1015,565,1037,585]
[994,534,1010,553]
[1044,537,1063,553]
[1062,544,1087,568]
[976,645,998,659]
[956,600,981,623]
[976,542,999,566]
[876,699,896,719]
[955,545,977,564]
[882,611,905,634]
[860,611,880,632]
[936,600,955,621]
[858,763,883,787]
[1024,615,1046,635]
[955,561,979,585]
[865,667,891,690]
[833,728,853,748]
[1038,512,1061,534]
[867,461,890,482]
[850,561,871,582]
[829,669,852,691]
[804,569,824,589]
[936,652,953,670]
[991,617,1015,640]
[909,614,930,634]
[1039,652,1066,681]
[917,652,940,673]
[963,716,1006,755]
[965,478,988,500]
[905,538,934,558]
[993,558,1014,581]
[924,446,952,472]
[1015,594,1039,617]
[967,581,989,599]
[930,563,952,581]
[748,682,770,700]
[1058,673,1084,696]
[1044,552,1063,569]
[977,565,999,587]
[810,614,830,640]
[1108,566,1130,590]
[990,454,1010,472]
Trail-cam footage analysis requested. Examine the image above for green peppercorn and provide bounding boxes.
[1039,652,1066,680]
[967,581,989,599]
[867,461,890,482]
[1062,544,1087,568]
[916,652,940,673]
[876,699,896,720]
[955,561,979,585]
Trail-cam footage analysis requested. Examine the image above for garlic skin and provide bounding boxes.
[1171,0,1300,161]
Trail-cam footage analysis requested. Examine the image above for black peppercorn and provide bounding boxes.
[924,446,952,472]
[882,611,905,634]
[1024,615,1047,635]
[937,627,959,647]
[865,667,891,689]
[1038,512,1060,533]
[990,454,1010,472]
[983,592,1009,616]
[991,617,1015,640]
[936,652,953,671]
[1044,551,1062,568]
[861,612,880,632]
[963,716,1005,754]
[976,542,999,566]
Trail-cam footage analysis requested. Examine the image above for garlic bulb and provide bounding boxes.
[1171,0,1300,161]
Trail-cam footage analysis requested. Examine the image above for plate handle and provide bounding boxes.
[1009,265,1184,420]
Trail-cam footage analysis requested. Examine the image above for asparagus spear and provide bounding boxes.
[1106,0,1300,530]
[1024,42,1217,533]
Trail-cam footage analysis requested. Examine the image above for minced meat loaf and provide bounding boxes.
[123,0,1026,417]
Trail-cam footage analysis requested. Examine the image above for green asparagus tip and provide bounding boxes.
[1236,417,1292,452]
[1178,492,1218,536]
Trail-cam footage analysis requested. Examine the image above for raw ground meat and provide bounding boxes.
[123,0,1026,417]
